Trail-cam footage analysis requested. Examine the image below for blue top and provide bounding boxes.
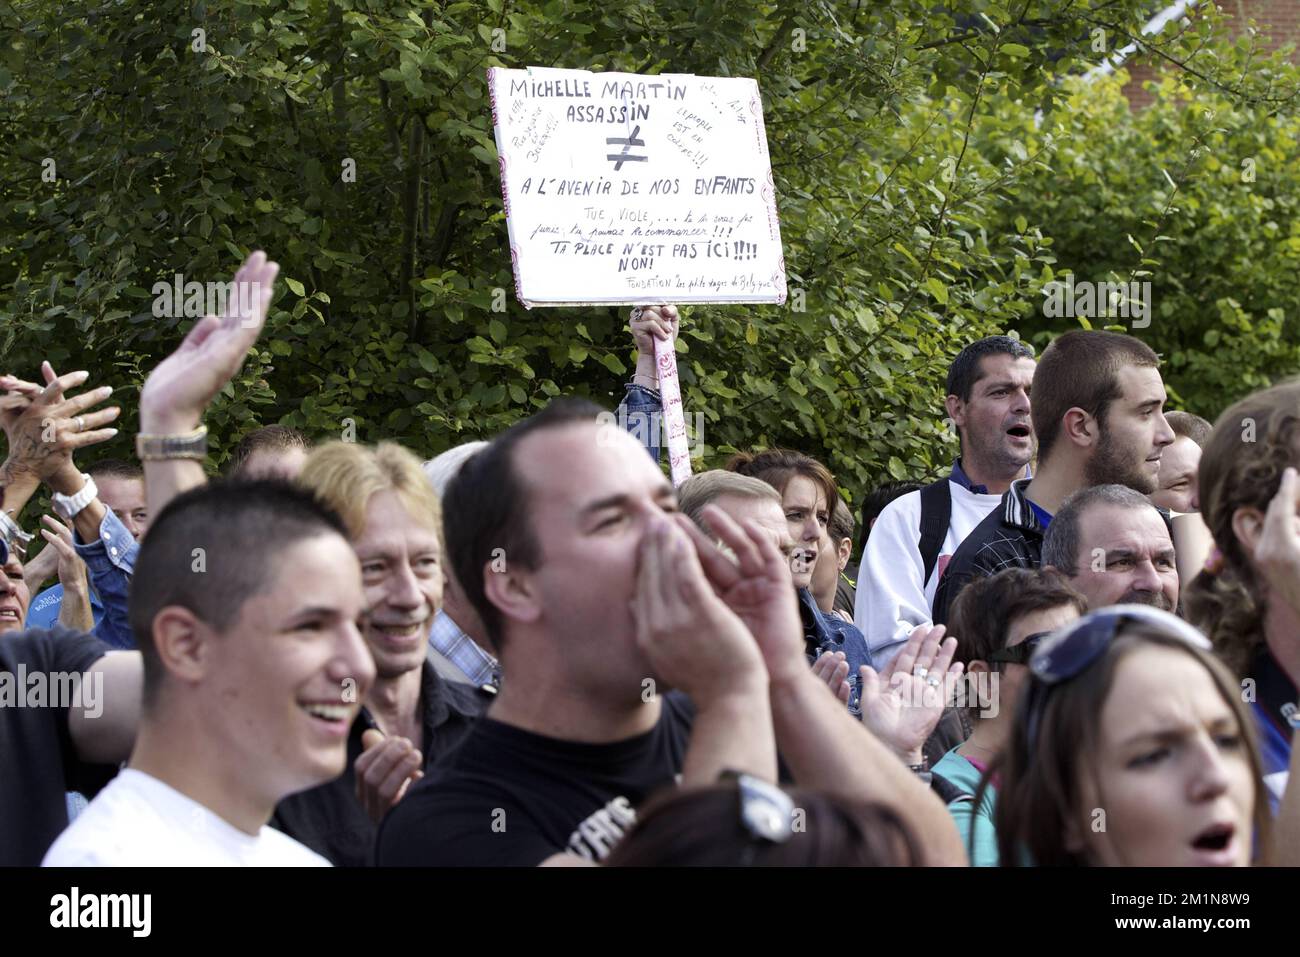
[949,458,990,495]
[428,610,499,689]
[70,509,137,649]
[950,457,1031,495]
[25,583,106,632]
[1249,646,1295,813]
[1027,499,1053,530]
[798,586,871,715]
[933,746,1000,866]
[618,382,665,464]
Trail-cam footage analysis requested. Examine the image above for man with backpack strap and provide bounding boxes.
[854,337,1036,667]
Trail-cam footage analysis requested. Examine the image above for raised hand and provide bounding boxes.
[42,515,93,632]
[1252,466,1300,624]
[0,363,119,481]
[139,250,279,433]
[630,304,680,355]
[21,524,60,591]
[859,624,964,764]
[41,515,87,588]
[631,514,767,703]
[674,503,806,686]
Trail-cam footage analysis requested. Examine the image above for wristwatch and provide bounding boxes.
[52,473,98,521]
[136,424,209,462]
[0,510,32,559]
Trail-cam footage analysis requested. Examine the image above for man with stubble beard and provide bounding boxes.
[933,330,1175,625]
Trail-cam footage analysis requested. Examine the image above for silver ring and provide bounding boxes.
[630,307,644,322]
[926,674,941,688]
[75,416,85,433]
[913,666,928,680]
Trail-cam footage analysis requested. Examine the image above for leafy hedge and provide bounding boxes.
[3,0,1297,506]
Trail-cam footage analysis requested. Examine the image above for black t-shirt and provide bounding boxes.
[376,692,694,866]
[271,661,489,866]
[1,627,118,866]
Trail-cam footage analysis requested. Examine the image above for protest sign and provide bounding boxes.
[487,66,786,308]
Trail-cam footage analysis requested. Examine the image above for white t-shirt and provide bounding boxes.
[43,769,330,867]
[854,480,1004,667]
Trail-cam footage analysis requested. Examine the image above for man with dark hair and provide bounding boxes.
[26,457,148,636]
[856,335,1035,665]
[228,423,310,480]
[932,330,1174,625]
[87,458,149,540]
[933,567,1085,865]
[854,480,922,560]
[1151,411,1211,514]
[1041,484,1178,612]
[376,399,730,865]
[378,398,967,866]
[45,480,375,865]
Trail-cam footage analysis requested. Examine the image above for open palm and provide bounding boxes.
[860,625,963,759]
[140,251,278,431]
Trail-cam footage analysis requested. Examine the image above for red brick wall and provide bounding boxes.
[1121,0,1300,108]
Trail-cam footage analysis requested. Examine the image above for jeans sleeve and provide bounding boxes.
[72,509,137,649]
[616,383,664,465]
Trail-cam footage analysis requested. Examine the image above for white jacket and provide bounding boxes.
[854,480,1003,667]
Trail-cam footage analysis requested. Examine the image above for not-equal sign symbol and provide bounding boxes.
[605,125,648,170]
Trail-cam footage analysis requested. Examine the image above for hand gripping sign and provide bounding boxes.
[488,66,787,482]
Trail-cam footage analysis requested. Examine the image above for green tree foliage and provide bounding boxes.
[2,0,1296,502]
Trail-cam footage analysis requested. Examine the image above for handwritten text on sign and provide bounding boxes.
[488,67,786,308]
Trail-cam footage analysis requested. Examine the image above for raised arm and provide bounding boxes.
[636,513,775,786]
[0,366,118,558]
[615,304,679,464]
[42,516,94,632]
[138,251,279,517]
[682,503,968,865]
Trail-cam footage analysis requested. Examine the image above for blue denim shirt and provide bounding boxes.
[71,508,137,649]
[616,382,664,465]
[799,586,871,715]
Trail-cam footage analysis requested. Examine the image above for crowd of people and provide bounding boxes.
[4,249,1300,867]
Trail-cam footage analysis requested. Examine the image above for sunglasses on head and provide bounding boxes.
[987,631,1052,666]
[1022,604,1213,753]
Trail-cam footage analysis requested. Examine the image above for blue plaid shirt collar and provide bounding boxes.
[429,610,499,688]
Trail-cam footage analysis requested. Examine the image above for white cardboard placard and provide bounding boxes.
[488,66,787,308]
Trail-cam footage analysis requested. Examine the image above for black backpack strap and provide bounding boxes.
[930,771,974,806]
[918,478,952,584]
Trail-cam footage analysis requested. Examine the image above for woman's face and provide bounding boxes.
[1073,645,1255,867]
[781,475,827,591]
